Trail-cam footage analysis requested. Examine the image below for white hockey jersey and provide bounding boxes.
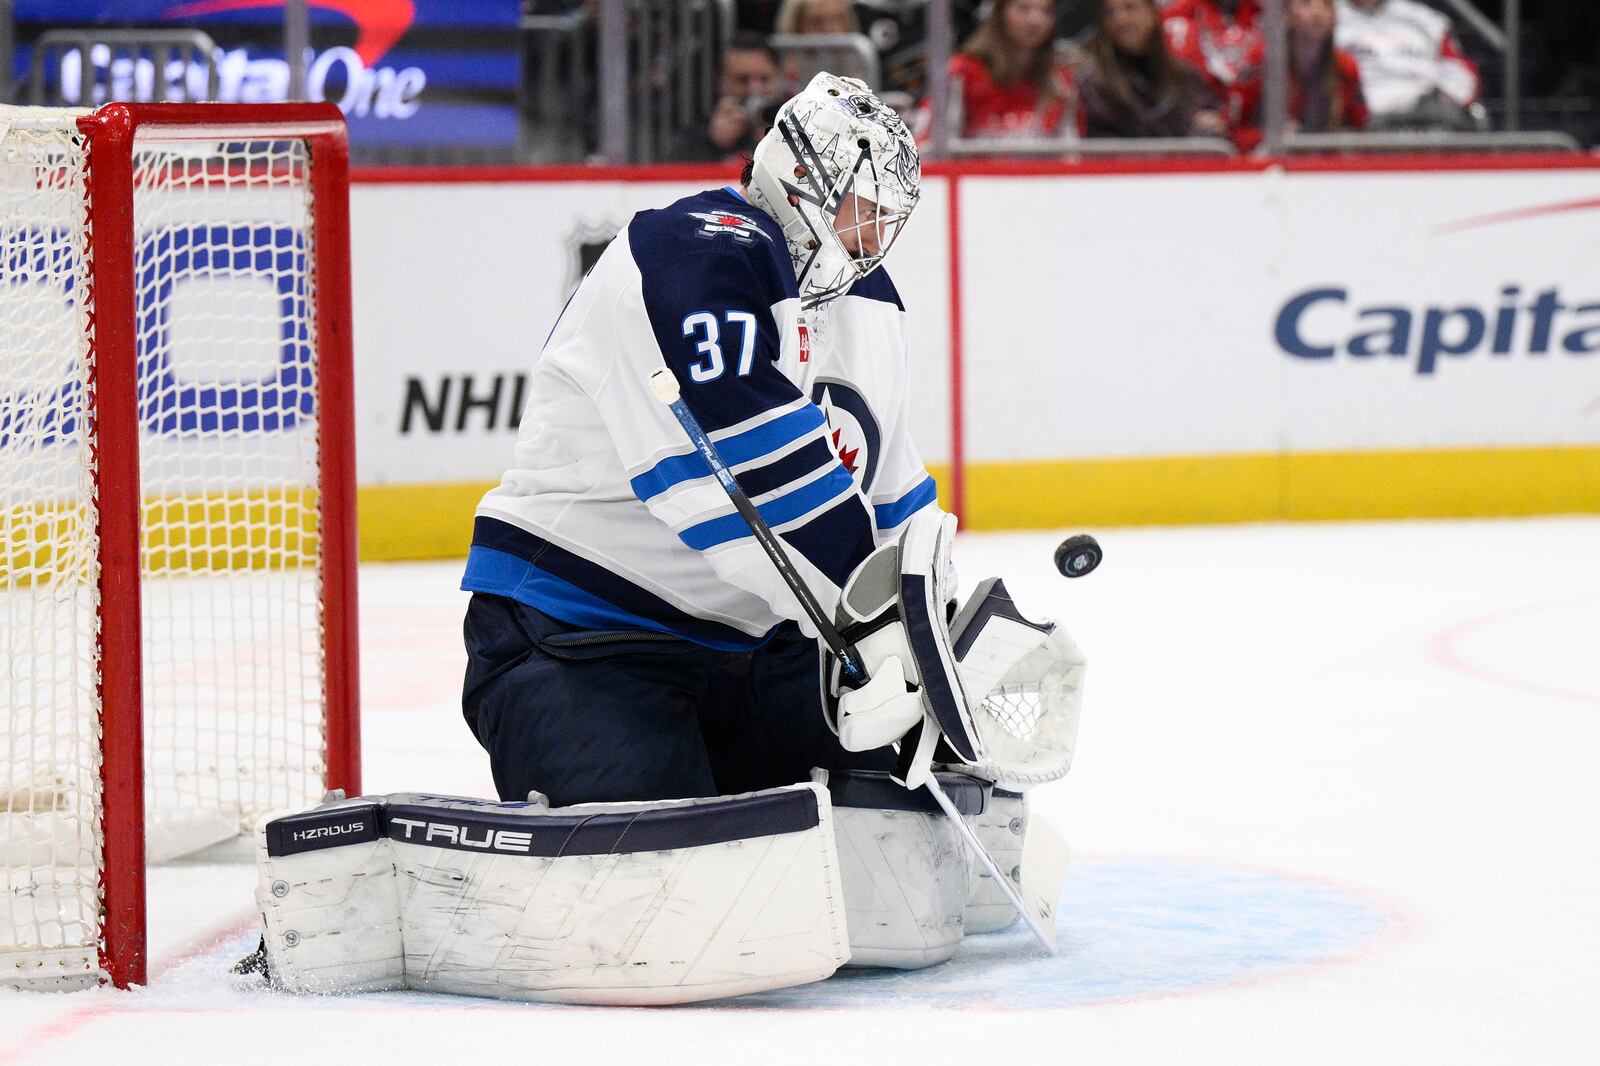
[461,186,938,650]
[1334,0,1479,115]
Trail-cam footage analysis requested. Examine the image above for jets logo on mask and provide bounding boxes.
[688,211,772,246]
[811,378,880,488]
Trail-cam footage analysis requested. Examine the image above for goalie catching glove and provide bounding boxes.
[821,509,1087,789]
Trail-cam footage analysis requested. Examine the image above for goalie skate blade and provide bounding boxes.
[231,937,271,980]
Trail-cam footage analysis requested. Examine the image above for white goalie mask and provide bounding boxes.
[746,72,921,309]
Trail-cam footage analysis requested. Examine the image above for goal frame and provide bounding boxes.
[78,102,361,990]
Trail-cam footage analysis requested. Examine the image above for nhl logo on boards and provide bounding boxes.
[689,210,771,246]
[565,218,622,294]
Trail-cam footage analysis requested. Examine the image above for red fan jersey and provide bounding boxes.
[946,53,1070,138]
[1162,0,1265,92]
[1230,45,1370,150]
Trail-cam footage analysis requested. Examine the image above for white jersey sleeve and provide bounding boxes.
[863,315,938,542]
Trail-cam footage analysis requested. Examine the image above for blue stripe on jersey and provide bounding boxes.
[679,465,858,551]
[463,518,772,651]
[737,437,836,498]
[780,494,880,588]
[874,475,938,530]
[630,405,825,502]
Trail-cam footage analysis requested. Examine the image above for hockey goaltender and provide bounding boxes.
[239,74,1088,1005]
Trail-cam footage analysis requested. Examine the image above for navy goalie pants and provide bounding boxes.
[461,592,896,807]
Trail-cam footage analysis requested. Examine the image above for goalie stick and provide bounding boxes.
[648,368,1059,955]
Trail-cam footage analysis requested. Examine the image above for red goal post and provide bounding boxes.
[0,102,360,990]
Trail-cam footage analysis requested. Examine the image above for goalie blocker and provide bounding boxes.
[247,770,1025,1004]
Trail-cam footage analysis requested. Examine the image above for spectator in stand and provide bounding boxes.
[1334,0,1479,130]
[1161,0,1263,103]
[945,0,1072,138]
[1071,0,1227,138]
[774,0,865,90]
[776,0,860,35]
[1231,0,1367,150]
[672,33,784,163]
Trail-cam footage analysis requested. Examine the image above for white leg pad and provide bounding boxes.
[963,788,1027,934]
[820,769,985,969]
[254,784,851,1005]
[962,789,1071,936]
[255,799,405,993]
[1017,808,1071,936]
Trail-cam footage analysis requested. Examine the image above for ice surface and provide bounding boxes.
[2,518,1596,1065]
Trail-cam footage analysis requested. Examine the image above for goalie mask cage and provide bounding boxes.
[0,103,359,991]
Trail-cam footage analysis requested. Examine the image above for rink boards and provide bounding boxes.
[146,158,1600,554]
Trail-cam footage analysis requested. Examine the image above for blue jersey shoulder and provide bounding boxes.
[845,266,904,310]
[629,188,796,302]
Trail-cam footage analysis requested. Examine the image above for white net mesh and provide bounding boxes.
[0,107,333,988]
[967,628,1086,790]
[980,684,1045,744]
[0,109,103,988]
[131,134,327,861]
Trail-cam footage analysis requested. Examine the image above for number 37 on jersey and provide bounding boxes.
[681,310,759,384]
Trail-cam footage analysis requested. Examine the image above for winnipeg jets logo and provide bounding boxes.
[689,211,772,246]
[811,379,880,488]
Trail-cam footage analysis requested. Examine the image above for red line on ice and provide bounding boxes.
[1427,597,1600,708]
[0,912,259,1064]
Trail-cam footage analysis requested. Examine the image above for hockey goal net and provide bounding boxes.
[0,103,359,990]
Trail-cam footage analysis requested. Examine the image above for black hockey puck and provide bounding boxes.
[1054,534,1102,578]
